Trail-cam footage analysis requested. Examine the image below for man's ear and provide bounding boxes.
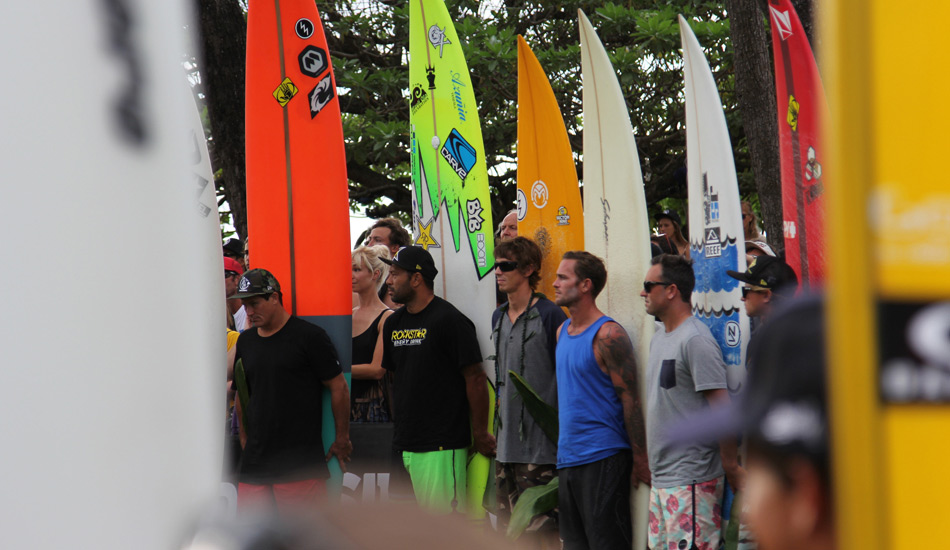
[666,283,678,299]
[579,277,593,294]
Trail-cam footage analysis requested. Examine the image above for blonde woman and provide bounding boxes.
[351,245,394,422]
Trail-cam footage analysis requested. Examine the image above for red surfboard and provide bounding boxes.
[768,0,828,286]
[245,0,351,479]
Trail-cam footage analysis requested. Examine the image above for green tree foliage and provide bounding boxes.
[321,1,755,227]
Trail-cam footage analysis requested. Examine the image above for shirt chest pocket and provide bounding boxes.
[659,359,677,390]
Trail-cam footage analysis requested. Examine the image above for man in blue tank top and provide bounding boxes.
[552,251,650,550]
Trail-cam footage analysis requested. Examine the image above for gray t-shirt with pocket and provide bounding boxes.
[646,316,728,488]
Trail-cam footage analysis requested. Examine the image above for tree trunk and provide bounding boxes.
[726,0,783,250]
[196,0,248,240]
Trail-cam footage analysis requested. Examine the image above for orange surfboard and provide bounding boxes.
[245,0,350,480]
[516,35,584,299]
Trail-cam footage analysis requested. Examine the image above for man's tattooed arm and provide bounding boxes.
[594,321,651,486]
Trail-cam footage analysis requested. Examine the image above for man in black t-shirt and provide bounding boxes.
[232,269,351,511]
[380,246,495,514]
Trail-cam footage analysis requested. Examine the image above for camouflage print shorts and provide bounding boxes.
[495,462,558,534]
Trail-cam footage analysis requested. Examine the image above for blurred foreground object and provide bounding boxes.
[824,0,950,548]
[0,0,224,547]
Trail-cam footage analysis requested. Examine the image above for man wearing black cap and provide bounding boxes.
[231,269,352,510]
[671,298,834,550]
[727,256,799,322]
[223,237,246,270]
[381,246,495,514]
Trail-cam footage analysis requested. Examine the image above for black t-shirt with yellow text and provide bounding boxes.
[382,296,482,452]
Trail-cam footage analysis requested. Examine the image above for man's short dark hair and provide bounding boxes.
[562,251,607,299]
[651,253,694,303]
[495,236,543,290]
[371,218,412,248]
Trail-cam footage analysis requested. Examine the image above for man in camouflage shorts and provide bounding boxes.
[491,237,566,545]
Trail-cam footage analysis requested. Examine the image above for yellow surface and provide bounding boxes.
[884,408,950,546]
[516,35,583,297]
[826,1,950,548]
[870,3,950,296]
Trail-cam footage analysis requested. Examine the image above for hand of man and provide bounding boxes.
[725,463,746,493]
[632,458,651,487]
[326,437,353,472]
[473,430,496,457]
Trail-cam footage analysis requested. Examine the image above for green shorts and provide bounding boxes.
[402,448,467,514]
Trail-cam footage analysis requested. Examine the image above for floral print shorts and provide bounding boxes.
[648,476,724,550]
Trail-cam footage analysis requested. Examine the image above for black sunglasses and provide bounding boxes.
[643,281,673,292]
[225,270,241,278]
[741,286,768,298]
[493,260,518,272]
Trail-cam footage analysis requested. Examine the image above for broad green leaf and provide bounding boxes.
[508,371,558,445]
[234,358,250,434]
[506,477,559,540]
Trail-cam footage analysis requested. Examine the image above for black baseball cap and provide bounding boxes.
[223,238,243,258]
[381,246,438,281]
[669,297,829,466]
[727,255,798,297]
[232,268,281,299]
[656,210,683,228]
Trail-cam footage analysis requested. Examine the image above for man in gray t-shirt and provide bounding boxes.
[491,237,566,543]
[639,254,741,550]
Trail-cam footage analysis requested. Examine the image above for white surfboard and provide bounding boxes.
[0,2,223,548]
[679,15,750,391]
[579,10,653,549]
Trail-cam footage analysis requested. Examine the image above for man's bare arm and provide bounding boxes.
[322,373,353,470]
[594,321,651,486]
[462,362,496,457]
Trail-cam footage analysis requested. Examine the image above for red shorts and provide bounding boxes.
[238,478,326,512]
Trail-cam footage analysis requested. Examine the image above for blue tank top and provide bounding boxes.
[556,315,631,468]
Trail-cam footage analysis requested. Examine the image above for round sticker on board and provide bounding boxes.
[725,320,741,347]
[516,189,528,221]
[295,18,314,39]
[531,180,549,209]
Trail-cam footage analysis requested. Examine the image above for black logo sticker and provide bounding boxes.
[410,84,429,114]
[298,45,328,78]
[295,18,314,39]
[308,73,335,118]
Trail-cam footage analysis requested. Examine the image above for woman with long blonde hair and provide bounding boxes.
[351,245,394,422]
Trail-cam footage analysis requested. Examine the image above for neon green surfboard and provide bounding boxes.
[409,0,496,521]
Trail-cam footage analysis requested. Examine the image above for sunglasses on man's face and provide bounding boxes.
[741,286,768,298]
[643,281,673,293]
[225,271,240,278]
[493,260,519,272]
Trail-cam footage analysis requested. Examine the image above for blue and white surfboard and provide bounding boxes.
[679,15,750,392]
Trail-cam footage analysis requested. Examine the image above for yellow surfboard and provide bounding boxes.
[516,35,583,298]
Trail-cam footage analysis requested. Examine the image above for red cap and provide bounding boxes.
[224,256,244,275]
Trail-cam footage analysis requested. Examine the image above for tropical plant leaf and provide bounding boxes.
[234,358,250,434]
[508,371,558,445]
[723,491,741,550]
[506,477,559,539]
